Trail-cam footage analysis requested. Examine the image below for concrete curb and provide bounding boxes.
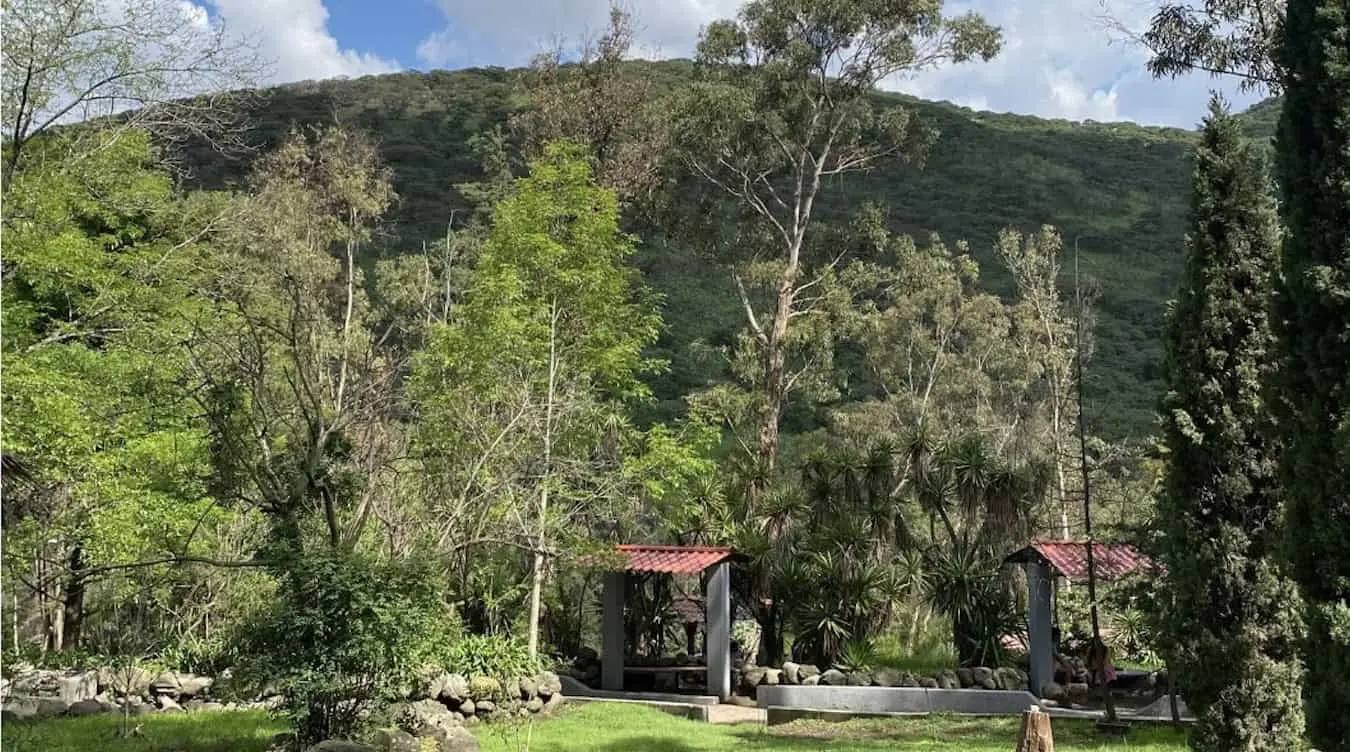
[757,686,1043,715]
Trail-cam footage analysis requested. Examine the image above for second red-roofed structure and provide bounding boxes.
[1004,540,1154,582]
[1003,539,1157,699]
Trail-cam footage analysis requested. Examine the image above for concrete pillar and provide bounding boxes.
[1026,562,1054,697]
[706,561,731,700]
[602,571,626,691]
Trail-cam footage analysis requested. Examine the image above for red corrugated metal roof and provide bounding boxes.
[1011,540,1153,582]
[614,545,736,574]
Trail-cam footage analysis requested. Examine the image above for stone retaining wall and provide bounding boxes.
[0,665,566,724]
[737,662,1030,696]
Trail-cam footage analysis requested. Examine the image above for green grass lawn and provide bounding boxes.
[5,702,1190,752]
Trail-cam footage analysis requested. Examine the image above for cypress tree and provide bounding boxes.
[1158,97,1304,752]
[1274,1,1350,748]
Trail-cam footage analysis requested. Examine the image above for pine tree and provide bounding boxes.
[1273,1,1350,748]
[1158,97,1304,752]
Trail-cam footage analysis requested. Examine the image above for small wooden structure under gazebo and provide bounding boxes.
[598,544,747,701]
[1004,540,1154,698]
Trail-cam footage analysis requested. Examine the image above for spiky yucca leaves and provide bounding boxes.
[776,437,1042,669]
[923,539,1026,667]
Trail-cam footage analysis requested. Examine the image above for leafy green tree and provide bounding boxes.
[232,551,451,745]
[0,128,237,652]
[1273,0,1350,746]
[668,0,1003,495]
[1157,97,1304,752]
[665,2,1001,660]
[413,141,663,656]
[190,125,399,556]
[998,226,1082,540]
[764,228,1055,668]
[510,6,667,207]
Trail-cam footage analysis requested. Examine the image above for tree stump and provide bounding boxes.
[1017,705,1054,752]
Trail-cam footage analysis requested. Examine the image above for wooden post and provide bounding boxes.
[1017,705,1054,752]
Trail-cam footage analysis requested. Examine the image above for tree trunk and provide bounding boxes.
[527,301,561,659]
[755,602,784,667]
[1017,706,1055,752]
[526,485,549,658]
[1165,663,1180,723]
[751,338,787,502]
[907,605,923,651]
[1050,395,1071,541]
[61,543,87,651]
[953,615,982,667]
[745,266,796,502]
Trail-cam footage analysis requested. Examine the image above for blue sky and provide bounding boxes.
[204,0,1265,128]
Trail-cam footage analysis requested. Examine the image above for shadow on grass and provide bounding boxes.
[3,711,282,752]
[728,715,1190,751]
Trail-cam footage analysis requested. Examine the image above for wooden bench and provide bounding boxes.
[623,665,708,691]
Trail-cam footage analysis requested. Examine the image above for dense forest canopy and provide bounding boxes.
[176,62,1278,441]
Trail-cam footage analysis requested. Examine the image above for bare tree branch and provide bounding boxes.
[1,0,270,185]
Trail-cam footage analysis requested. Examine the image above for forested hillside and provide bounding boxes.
[183,62,1275,439]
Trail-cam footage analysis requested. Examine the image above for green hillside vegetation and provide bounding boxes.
[181,62,1276,440]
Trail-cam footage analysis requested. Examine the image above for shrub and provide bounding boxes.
[780,545,908,669]
[1,643,108,674]
[159,632,236,676]
[438,633,541,680]
[230,551,451,745]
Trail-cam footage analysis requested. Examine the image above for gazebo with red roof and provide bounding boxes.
[597,544,745,701]
[1003,540,1155,700]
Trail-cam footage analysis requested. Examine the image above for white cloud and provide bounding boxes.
[879,0,1264,126]
[417,29,464,68]
[416,0,741,68]
[209,0,400,83]
[416,0,1267,127]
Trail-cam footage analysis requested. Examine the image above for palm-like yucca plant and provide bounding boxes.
[1112,607,1160,666]
[780,549,853,667]
[923,538,1026,667]
[947,435,997,525]
[835,637,879,673]
[624,572,683,658]
[779,449,910,669]
[718,479,814,666]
